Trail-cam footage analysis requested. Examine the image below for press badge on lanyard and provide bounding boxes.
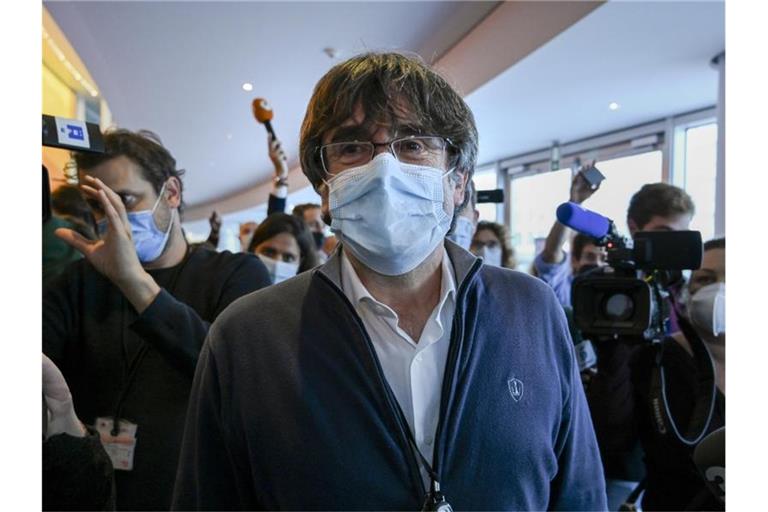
[95,417,138,471]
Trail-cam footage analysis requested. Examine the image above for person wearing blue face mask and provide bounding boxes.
[43,129,271,511]
[445,179,478,251]
[247,212,320,284]
[173,52,606,512]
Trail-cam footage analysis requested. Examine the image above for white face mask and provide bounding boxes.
[257,254,299,284]
[327,153,453,276]
[687,282,725,337]
[447,216,475,251]
[474,245,502,267]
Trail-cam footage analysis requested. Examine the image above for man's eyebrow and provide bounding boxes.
[328,126,371,143]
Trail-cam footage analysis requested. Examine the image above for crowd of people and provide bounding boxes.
[41,51,725,511]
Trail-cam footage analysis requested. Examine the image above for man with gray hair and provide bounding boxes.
[173,52,607,511]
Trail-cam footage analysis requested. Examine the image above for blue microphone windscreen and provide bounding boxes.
[556,202,611,239]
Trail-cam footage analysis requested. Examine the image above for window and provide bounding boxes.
[508,167,571,271]
[584,150,663,237]
[472,168,498,222]
[679,123,718,241]
[506,150,663,272]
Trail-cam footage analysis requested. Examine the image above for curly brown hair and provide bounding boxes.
[73,129,186,216]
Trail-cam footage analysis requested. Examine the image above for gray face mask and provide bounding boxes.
[687,282,725,337]
[474,245,502,267]
[257,254,299,284]
[447,216,475,250]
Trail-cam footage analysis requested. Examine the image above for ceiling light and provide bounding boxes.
[242,82,253,92]
[609,102,620,111]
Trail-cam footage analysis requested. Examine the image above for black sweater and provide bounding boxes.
[43,246,271,510]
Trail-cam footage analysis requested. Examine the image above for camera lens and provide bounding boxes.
[603,293,634,321]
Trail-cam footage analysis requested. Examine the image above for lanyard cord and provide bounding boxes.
[402,421,441,493]
[111,244,192,436]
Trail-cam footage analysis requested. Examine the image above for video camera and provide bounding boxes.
[557,202,703,342]
[42,114,104,222]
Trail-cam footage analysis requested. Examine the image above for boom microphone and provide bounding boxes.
[556,202,612,240]
[252,98,276,138]
[693,426,725,504]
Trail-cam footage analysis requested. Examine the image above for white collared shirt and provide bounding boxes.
[340,249,457,484]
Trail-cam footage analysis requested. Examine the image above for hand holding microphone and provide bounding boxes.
[252,98,276,138]
[252,97,288,180]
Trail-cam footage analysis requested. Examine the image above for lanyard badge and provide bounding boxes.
[422,482,453,512]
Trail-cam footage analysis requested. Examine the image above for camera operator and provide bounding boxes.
[535,165,607,307]
[627,237,725,511]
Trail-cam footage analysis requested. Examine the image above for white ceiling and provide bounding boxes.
[44,0,498,206]
[467,0,725,165]
[46,0,724,224]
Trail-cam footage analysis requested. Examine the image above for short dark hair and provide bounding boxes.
[299,51,478,209]
[704,237,725,252]
[247,213,319,272]
[474,221,516,269]
[571,233,596,261]
[292,203,321,219]
[627,183,695,229]
[73,129,186,215]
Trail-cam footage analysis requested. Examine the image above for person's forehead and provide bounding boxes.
[698,248,725,272]
[259,232,300,252]
[474,228,499,242]
[81,155,153,193]
[323,100,422,143]
[641,213,692,231]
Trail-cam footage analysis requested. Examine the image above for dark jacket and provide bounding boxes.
[43,246,271,510]
[172,242,607,511]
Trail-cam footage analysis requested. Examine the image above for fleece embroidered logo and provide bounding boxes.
[507,377,524,402]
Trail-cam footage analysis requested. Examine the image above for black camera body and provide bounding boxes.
[571,225,702,342]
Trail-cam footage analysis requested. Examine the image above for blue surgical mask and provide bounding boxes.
[327,153,453,276]
[447,216,475,250]
[97,183,174,263]
[257,254,299,284]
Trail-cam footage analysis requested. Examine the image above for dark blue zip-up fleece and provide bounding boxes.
[172,242,607,511]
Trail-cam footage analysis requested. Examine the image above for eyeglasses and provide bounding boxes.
[319,135,453,177]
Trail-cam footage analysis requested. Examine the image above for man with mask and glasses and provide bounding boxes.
[43,129,271,510]
[172,53,607,511]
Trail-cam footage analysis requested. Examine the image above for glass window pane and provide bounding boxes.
[508,168,571,271]
[682,123,717,241]
[586,151,663,237]
[473,169,499,222]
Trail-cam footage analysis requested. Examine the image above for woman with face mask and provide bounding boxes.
[469,221,517,269]
[247,213,320,284]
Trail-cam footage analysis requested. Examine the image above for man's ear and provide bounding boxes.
[627,217,638,237]
[319,183,332,226]
[165,176,182,208]
[453,171,469,208]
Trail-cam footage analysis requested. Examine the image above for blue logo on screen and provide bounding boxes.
[64,125,85,141]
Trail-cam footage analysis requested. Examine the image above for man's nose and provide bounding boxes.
[371,142,396,158]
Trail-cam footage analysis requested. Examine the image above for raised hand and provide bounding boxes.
[268,134,289,179]
[54,175,146,288]
[569,161,600,204]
